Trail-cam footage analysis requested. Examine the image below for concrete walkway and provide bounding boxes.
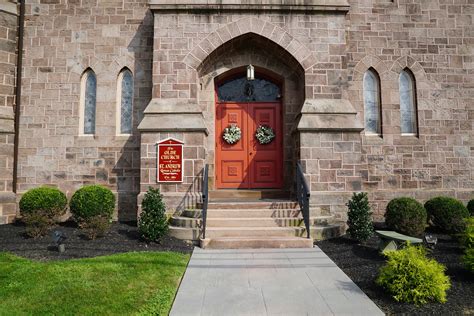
[170,247,384,316]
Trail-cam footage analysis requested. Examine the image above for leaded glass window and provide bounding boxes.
[82,70,96,135]
[399,69,418,135]
[363,69,382,135]
[217,75,280,102]
[119,69,133,134]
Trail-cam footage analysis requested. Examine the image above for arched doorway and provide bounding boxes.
[215,69,283,189]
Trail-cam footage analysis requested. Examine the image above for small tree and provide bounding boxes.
[139,187,168,242]
[346,192,373,242]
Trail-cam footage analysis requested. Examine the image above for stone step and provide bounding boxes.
[201,237,313,249]
[205,227,297,238]
[200,201,299,210]
[209,190,290,200]
[170,216,335,228]
[168,222,346,242]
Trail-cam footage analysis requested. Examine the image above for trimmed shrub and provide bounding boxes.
[376,244,451,305]
[461,217,474,272]
[69,185,115,239]
[467,199,474,216]
[425,196,469,233]
[346,192,373,242]
[139,187,168,242]
[460,217,474,249]
[385,197,427,237]
[19,187,67,238]
[464,248,474,272]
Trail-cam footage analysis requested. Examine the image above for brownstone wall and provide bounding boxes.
[17,1,153,220]
[10,0,474,224]
[0,3,18,224]
[343,0,474,219]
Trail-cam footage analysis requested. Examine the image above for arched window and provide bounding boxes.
[217,75,281,102]
[80,69,97,135]
[117,68,133,135]
[399,69,418,135]
[363,68,382,135]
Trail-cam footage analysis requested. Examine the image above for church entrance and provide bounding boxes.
[215,71,283,189]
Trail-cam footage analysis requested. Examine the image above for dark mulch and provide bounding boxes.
[317,231,474,316]
[0,221,193,261]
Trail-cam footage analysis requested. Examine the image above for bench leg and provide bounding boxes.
[379,239,398,253]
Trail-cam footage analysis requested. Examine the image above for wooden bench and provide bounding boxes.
[375,230,423,252]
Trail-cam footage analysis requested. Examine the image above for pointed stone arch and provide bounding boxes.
[183,17,316,71]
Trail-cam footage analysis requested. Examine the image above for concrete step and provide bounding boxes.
[205,227,297,238]
[171,215,335,228]
[209,190,290,200]
[207,209,301,218]
[169,222,346,242]
[201,237,313,249]
[201,201,299,210]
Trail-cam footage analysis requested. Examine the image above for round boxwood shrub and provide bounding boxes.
[376,244,451,305]
[19,187,67,237]
[467,199,474,216]
[70,185,115,239]
[385,197,427,237]
[425,196,469,233]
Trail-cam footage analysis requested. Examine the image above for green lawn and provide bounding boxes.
[0,251,190,315]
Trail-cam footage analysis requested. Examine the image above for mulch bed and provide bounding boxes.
[317,231,474,315]
[0,221,193,261]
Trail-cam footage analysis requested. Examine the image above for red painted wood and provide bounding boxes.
[216,102,282,189]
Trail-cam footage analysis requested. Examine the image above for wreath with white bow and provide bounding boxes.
[222,124,241,144]
[255,125,275,145]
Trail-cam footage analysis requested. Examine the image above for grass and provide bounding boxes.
[0,251,190,315]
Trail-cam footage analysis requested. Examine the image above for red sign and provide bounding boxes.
[157,138,184,183]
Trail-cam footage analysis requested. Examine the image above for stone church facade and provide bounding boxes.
[0,0,472,233]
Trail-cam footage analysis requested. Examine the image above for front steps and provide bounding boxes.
[169,197,346,248]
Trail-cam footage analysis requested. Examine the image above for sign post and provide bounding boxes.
[157,138,184,183]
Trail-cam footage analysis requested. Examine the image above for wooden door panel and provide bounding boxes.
[216,102,282,189]
[216,103,249,188]
[248,103,283,189]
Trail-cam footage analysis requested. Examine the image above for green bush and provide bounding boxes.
[346,192,373,242]
[70,185,115,239]
[19,187,67,238]
[463,248,474,272]
[139,187,168,242]
[467,199,474,216]
[460,217,474,249]
[385,197,427,237]
[376,244,451,305]
[425,196,469,233]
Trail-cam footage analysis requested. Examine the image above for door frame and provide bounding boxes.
[214,68,284,190]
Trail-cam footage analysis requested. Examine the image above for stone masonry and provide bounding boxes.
[0,2,18,224]
[1,0,472,224]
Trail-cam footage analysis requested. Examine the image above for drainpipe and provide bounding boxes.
[12,0,25,193]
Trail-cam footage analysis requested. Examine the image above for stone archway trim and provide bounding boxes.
[183,17,317,71]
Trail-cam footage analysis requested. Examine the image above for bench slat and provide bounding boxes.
[375,230,422,243]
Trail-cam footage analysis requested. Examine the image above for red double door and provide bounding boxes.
[216,102,283,189]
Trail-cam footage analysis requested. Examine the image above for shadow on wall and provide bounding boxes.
[174,167,205,215]
[112,11,153,222]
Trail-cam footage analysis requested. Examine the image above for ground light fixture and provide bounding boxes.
[52,230,67,253]
[247,64,255,81]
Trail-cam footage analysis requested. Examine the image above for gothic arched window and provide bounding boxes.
[81,69,97,135]
[118,68,133,135]
[363,68,382,135]
[217,75,280,102]
[399,69,418,135]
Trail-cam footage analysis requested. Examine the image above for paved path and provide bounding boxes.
[170,247,384,316]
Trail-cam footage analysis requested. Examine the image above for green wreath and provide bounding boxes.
[222,124,241,144]
[255,125,275,145]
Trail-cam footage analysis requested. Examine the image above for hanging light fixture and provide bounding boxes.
[247,64,255,81]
